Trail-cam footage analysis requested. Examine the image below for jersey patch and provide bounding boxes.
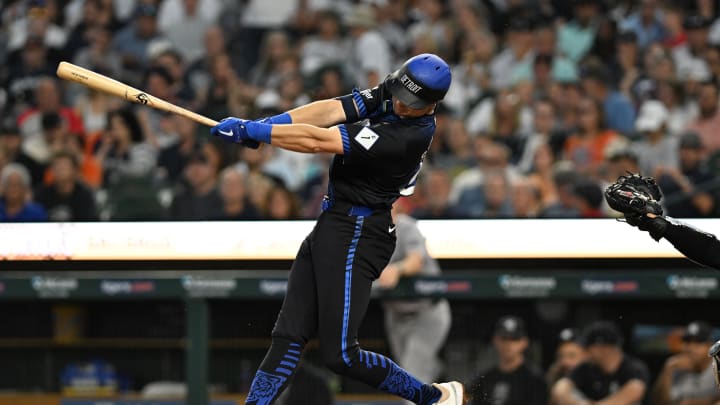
[354,127,379,150]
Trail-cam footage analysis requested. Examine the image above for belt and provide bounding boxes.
[321,196,385,217]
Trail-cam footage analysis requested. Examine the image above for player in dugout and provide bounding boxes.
[210,54,468,405]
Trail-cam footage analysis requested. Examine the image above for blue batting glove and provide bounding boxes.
[211,117,248,143]
[211,117,261,149]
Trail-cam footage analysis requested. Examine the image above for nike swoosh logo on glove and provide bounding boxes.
[219,129,234,137]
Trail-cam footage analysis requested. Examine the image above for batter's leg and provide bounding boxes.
[245,237,318,405]
[313,213,442,405]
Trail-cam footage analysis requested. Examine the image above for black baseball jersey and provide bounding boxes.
[331,114,435,209]
[470,363,548,405]
[569,356,650,401]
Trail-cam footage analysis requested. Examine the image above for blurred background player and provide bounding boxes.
[375,201,452,405]
[469,315,547,405]
[551,321,650,405]
[651,321,719,405]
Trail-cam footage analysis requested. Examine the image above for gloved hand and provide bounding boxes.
[210,117,271,149]
[604,173,667,240]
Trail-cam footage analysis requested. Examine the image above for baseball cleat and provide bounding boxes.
[433,381,468,405]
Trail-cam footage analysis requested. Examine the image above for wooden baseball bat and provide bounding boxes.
[56,61,218,127]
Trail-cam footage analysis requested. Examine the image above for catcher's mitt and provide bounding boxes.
[604,173,663,218]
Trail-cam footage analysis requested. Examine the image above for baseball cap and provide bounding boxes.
[494,316,528,339]
[580,321,623,347]
[679,132,704,150]
[635,100,668,132]
[384,54,452,109]
[682,321,713,342]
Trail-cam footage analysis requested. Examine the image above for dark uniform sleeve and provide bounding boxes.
[663,218,720,270]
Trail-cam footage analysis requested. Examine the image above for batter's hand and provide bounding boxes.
[211,117,260,149]
[377,264,402,289]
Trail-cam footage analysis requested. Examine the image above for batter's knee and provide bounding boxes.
[320,344,359,375]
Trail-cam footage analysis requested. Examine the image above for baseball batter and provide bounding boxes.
[211,54,465,405]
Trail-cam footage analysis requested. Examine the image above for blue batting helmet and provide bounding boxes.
[384,53,451,109]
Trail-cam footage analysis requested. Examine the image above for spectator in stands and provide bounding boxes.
[170,150,222,220]
[262,183,301,220]
[157,115,202,185]
[0,163,47,222]
[345,4,392,88]
[656,132,718,218]
[469,315,548,405]
[629,100,679,176]
[551,321,650,405]
[157,0,217,64]
[619,0,667,49]
[651,321,719,405]
[580,65,636,135]
[571,179,605,218]
[558,0,601,63]
[686,80,720,156]
[563,96,622,176]
[466,88,532,163]
[673,16,712,84]
[17,77,84,138]
[112,3,167,76]
[0,121,44,187]
[412,168,463,219]
[490,16,535,90]
[451,140,519,217]
[186,26,228,101]
[656,80,698,137]
[36,151,98,221]
[97,107,156,185]
[527,143,560,210]
[215,167,258,220]
[517,99,560,175]
[40,112,102,189]
[540,165,581,218]
[299,10,349,77]
[445,30,495,116]
[152,49,195,104]
[511,176,542,218]
[72,25,123,84]
[546,328,587,393]
[604,147,641,188]
[3,35,56,112]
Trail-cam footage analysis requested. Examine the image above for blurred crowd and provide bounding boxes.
[1,0,720,221]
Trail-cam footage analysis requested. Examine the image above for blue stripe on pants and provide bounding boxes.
[341,215,365,366]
